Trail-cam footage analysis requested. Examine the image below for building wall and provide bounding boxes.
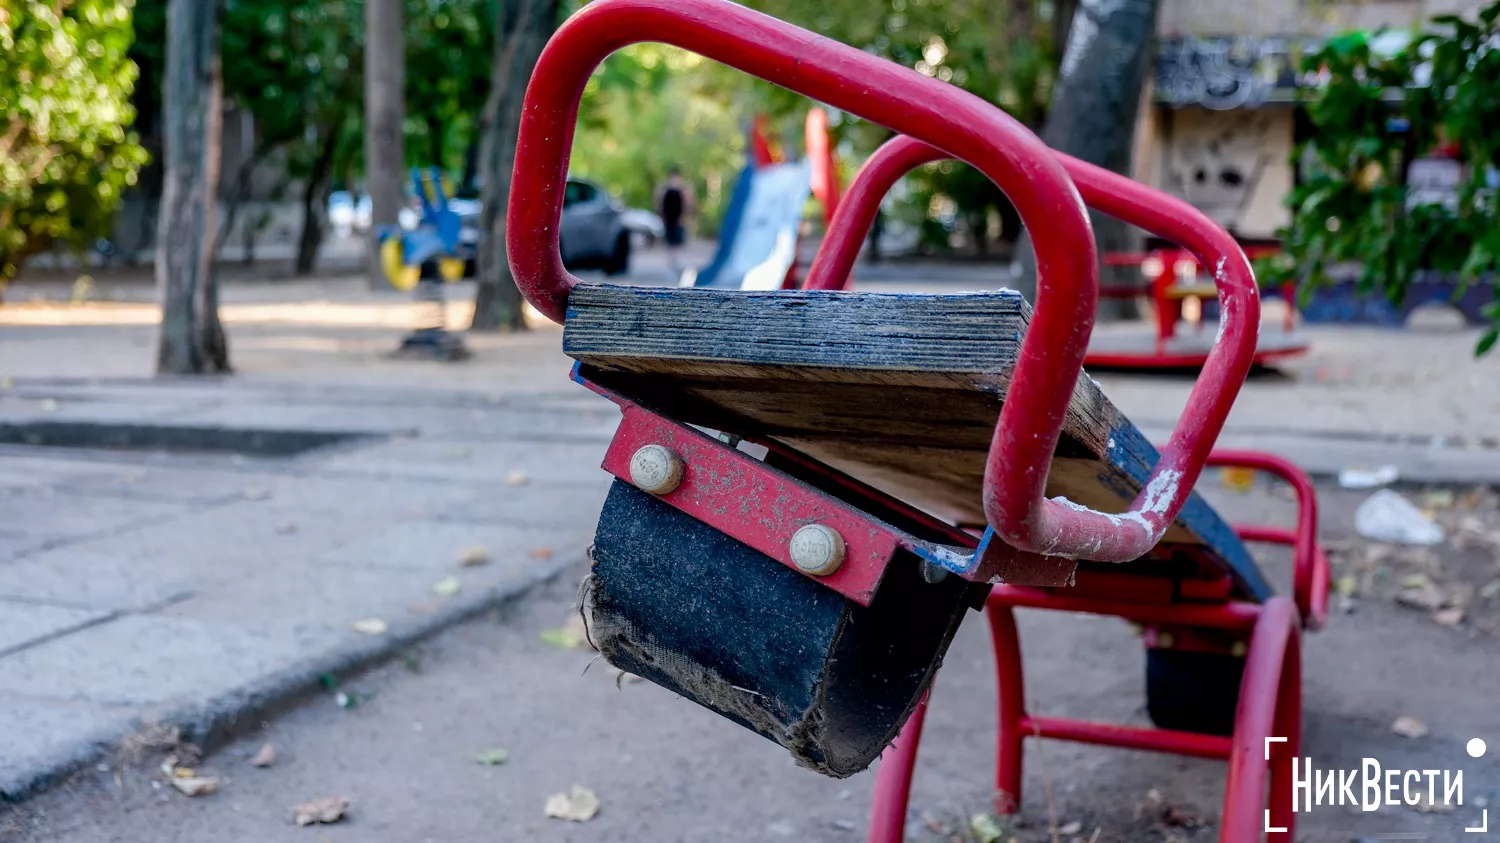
[1137,0,1489,240]
[1159,0,1485,38]
[1157,108,1295,239]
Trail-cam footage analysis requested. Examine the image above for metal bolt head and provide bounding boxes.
[1155,631,1175,649]
[789,524,845,576]
[629,444,683,495]
[1231,640,1248,658]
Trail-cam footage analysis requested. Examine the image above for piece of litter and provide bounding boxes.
[831,818,856,831]
[528,546,554,560]
[1059,820,1083,835]
[1434,607,1465,627]
[968,813,1003,843]
[1334,574,1358,597]
[350,618,388,635]
[1391,716,1429,739]
[506,470,530,486]
[294,796,349,825]
[432,577,462,597]
[171,776,218,797]
[1338,464,1400,489]
[544,786,600,822]
[249,742,276,768]
[334,691,354,708]
[458,545,490,567]
[1354,490,1445,546]
[476,748,510,766]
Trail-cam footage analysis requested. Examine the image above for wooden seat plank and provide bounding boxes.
[563,284,1269,599]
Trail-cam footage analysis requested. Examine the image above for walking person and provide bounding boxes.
[657,166,695,281]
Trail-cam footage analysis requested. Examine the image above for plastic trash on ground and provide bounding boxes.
[1354,489,1445,546]
[1339,464,1400,489]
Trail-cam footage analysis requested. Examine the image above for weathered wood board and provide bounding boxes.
[563,283,1268,598]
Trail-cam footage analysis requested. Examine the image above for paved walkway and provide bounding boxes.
[1,269,1497,802]
[0,322,614,798]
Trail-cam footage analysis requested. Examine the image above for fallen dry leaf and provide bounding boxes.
[545,786,600,822]
[1395,583,1446,612]
[1391,716,1429,739]
[528,546,554,560]
[475,748,510,766]
[432,577,462,597]
[171,776,219,797]
[1434,607,1465,627]
[506,470,530,487]
[458,545,490,567]
[249,742,276,768]
[540,614,593,650]
[294,796,349,826]
[1219,466,1255,494]
[350,618,389,636]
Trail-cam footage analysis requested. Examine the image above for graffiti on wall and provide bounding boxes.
[1163,110,1291,236]
[1155,36,1316,110]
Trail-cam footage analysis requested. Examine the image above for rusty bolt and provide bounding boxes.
[629,444,683,495]
[789,524,845,576]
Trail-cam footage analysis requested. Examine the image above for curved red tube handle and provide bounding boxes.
[806,135,1261,562]
[506,0,1139,557]
[1209,450,1329,631]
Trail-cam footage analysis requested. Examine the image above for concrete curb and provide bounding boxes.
[1,550,582,803]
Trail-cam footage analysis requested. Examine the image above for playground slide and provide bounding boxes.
[689,160,812,290]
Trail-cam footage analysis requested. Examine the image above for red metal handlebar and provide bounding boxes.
[506,0,1255,563]
[1209,451,1329,630]
[804,135,1261,562]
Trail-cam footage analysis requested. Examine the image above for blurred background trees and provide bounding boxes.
[0,0,148,288]
[1268,4,1500,354]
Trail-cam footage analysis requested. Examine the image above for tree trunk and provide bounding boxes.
[471,0,561,332]
[1009,0,1158,321]
[364,0,405,288]
[156,0,229,374]
[295,126,340,276]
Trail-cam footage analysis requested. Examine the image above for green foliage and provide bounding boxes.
[405,0,492,173]
[737,0,1066,248]
[221,0,364,183]
[569,45,745,232]
[1269,3,1500,354]
[0,0,148,283]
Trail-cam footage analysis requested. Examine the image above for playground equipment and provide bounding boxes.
[375,168,471,360]
[686,109,840,290]
[1085,246,1309,369]
[507,1,1329,840]
[375,168,471,292]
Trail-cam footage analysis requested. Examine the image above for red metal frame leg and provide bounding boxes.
[1221,597,1301,843]
[867,695,930,843]
[989,604,1026,814]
